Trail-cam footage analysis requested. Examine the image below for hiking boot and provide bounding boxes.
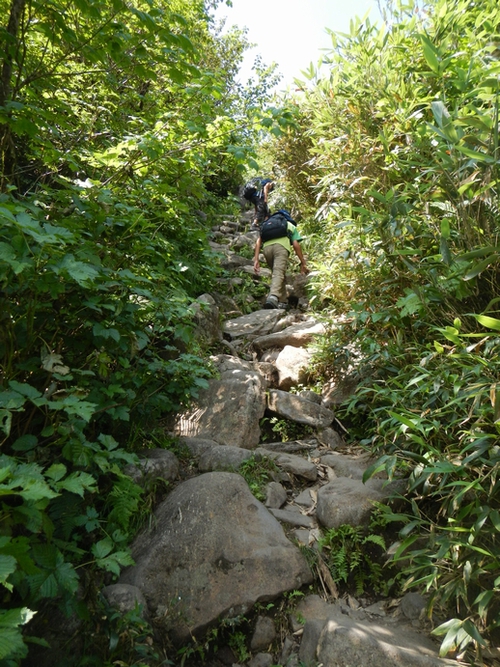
[277,302,288,310]
[263,295,278,309]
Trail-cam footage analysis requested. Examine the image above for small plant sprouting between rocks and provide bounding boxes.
[238,456,278,501]
[260,416,314,443]
[318,521,388,597]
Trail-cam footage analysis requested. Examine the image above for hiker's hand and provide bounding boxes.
[253,259,260,274]
[300,263,310,275]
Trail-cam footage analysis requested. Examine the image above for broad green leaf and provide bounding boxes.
[474,590,494,619]
[58,255,99,286]
[462,620,487,646]
[439,236,451,265]
[8,381,41,401]
[459,246,498,261]
[44,463,67,483]
[47,395,96,421]
[56,472,97,497]
[473,315,500,331]
[19,480,59,502]
[389,411,420,431]
[92,538,113,560]
[0,627,28,660]
[490,509,500,531]
[11,435,38,452]
[0,554,17,587]
[440,218,450,240]
[456,144,495,163]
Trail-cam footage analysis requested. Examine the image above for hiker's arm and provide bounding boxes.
[292,240,309,274]
[253,237,262,273]
[263,182,272,202]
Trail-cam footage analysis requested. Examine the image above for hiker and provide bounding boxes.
[251,179,274,230]
[253,212,309,309]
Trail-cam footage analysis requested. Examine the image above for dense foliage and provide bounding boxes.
[0,0,295,662]
[263,0,500,660]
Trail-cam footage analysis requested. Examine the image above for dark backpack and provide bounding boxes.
[276,209,297,226]
[260,212,290,242]
[242,177,273,203]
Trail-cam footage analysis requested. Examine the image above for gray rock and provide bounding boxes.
[297,390,322,404]
[292,528,313,546]
[178,436,218,457]
[198,445,254,472]
[298,619,325,666]
[264,481,288,509]
[275,345,311,390]
[259,441,318,455]
[120,472,313,643]
[220,252,253,270]
[223,310,283,340]
[293,488,317,508]
[269,508,315,528]
[253,361,279,388]
[252,319,326,352]
[316,477,390,529]
[250,616,276,651]
[321,374,359,408]
[400,593,426,621]
[316,613,457,667]
[316,427,344,449]
[267,389,334,428]
[292,594,331,629]
[248,653,274,667]
[319,452,374,480]
[258,448,318,481]
[124,448,179,486]
[280,636,295,665]
[101,584,148,618]
[174,355,267,448]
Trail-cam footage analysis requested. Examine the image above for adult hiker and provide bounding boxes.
[253,211,309,309]
[251,178,274,230]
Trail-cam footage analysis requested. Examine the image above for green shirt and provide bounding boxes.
[262,222,302,254]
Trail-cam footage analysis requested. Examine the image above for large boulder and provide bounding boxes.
[317,613,457,667]
[119,472,313,643]
[267,389,334,428]
[316,477,397,529]
[124,448,179,486]
[223,310,283,340]
[275,345,312,390]
[173,355,267,448]
[252,319,325,352]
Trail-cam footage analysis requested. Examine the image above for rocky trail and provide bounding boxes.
[102,211,460,667]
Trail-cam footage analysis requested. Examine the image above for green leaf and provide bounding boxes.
[490,509,500,531]
[47,395,96,421]
[56,471,97,497]
[440,219,450,240]
[92,538,113,560]
[389,411,420,431]
[420,34,440,73]
[57,255,99,286]
[473,314,500,331]
[456,144,495,163]
[462,620,486,646]
[8,381,41,400]
[474,590,494,619]
[44,463,67,482]
[11,434,38,452]
[0,554,17,588]
[0,627,28,660]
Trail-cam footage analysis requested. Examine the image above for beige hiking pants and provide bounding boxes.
[263,242,289,302]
